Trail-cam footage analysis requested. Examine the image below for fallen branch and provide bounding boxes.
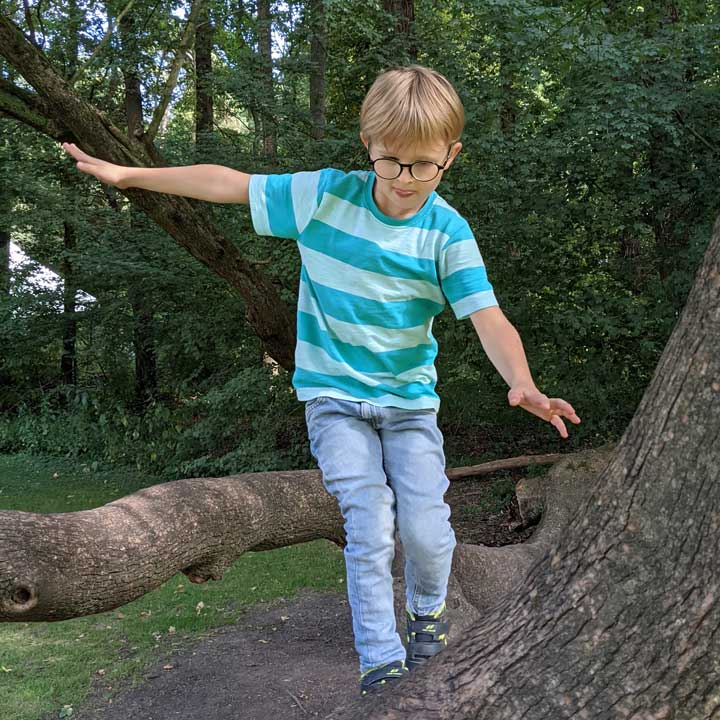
[445,453,565,480]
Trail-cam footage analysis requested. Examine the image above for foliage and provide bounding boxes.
[1,0,719,468]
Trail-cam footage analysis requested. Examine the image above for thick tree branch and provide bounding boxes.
[0,470,343,622]
[0,450,602,624]
[0,15,297,368]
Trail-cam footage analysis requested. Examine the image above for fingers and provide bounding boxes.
[549,398,581,424]
[550,414,568,439]
[508,389,524,407]
[61,142,94,165]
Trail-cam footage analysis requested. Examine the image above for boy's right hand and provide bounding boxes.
[61,143,130,188]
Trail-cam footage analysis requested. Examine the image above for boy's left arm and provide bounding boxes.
[469,306,581,438]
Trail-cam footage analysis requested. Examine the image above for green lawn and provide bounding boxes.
[0,454,345,720]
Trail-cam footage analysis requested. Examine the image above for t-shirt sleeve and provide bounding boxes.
[248,170,325,239]
[437,222,499,320]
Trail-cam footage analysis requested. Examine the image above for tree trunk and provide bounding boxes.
[383,0,417,61]
[118,9,159,405]
[0,211,9,295]
[128,282,158,409]
[327,217,720,719]
[60,221,78,386]
[256,0,276,161]
[308,0,326,141]
[0,16,297,370]
[2,213,719,714]
[194,1,215,155]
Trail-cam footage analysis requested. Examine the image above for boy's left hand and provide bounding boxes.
[508,384,581,439]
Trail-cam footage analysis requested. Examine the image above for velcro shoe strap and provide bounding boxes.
[407,640,446,659]
[408,619,449,640]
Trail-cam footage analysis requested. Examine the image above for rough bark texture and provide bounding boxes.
[0,470,344,622]
[0,16,297,370]
[324,218,720,719]
[0,452,573,624]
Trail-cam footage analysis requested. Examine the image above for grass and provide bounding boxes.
[0,453,345,720]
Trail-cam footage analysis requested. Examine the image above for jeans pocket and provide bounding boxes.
[304,396,328,423]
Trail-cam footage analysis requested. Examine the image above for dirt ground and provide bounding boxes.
[72,590,358,720]
[70,472,538,720]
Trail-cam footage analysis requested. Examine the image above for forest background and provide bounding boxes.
[1,0,719,480]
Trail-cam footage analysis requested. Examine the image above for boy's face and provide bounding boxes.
[361,134,462,220]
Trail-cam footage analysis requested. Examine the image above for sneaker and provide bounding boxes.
[360,660,409,696]
[406,602,449,671]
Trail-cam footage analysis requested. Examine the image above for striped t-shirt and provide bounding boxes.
[249,168,498,411]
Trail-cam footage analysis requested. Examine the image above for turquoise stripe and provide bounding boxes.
[298,311,436,376]
[264,174,299,238]
[442,266,493,304]
[293,367,438,402]
[300,267,444,329]
[300,220,439,285]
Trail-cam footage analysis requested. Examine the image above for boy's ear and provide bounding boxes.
[360,132,369,150]
[446,141,463,168]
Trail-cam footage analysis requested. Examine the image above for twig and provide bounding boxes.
[70,0,136,86]
[283,688,308,715]
[446,453,565,480]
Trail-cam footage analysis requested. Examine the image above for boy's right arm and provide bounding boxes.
[60,143,250,204]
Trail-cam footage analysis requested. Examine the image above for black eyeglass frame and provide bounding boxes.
[367,145,454,182]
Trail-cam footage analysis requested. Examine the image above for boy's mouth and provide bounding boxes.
[393,188,416,198]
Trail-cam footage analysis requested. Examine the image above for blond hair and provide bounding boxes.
[360,65,464,148]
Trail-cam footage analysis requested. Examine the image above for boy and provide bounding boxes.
[61,64,580,696]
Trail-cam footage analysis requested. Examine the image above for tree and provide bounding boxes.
[2,5,719,712]
[1,214,718,717]
[0,14,297,369]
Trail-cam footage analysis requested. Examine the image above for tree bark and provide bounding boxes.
[0,228,9,295]
[308,0,326,141]
[0,448,588,623]
[0,15,297,370]
[256,0,277,161]
[194,0,215,154]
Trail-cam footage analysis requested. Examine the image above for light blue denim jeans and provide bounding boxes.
[305,396,456,673]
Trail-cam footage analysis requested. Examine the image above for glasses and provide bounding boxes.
[368,146,452,182]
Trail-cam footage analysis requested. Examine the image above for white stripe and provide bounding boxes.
[314,194,449,260]
[300,246,445,305]
[439,239,485,280]
[292,171,322,235]
[432,195,460,215]
[296,341,435,388]
[298,280,434,352]
[248,175,271,236]
[452,290,499,319]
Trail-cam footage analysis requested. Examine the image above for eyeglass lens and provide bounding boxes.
[373,159,440,182]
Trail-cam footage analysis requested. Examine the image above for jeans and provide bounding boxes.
[305,396,456,673]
